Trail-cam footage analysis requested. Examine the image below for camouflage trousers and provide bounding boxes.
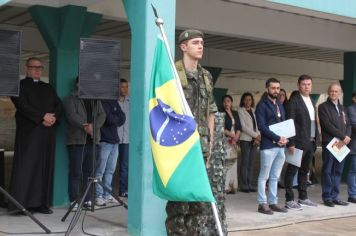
[165,201,209,236]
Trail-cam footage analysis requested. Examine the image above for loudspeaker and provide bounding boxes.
[78,38,120,100]
[0,29,21,97]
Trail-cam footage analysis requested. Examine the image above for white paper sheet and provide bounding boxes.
[269,119,296,138]
[285,148,303,167]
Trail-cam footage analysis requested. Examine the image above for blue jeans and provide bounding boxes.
[321,146,345,201]
[118,143,129,194]
[95,142,119,199]
[347,155,356,198]
[257,147,285,204]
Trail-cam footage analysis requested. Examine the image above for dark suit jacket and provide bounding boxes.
[318,98,351,146]
[255,95,286,150]
[286,91,319,149]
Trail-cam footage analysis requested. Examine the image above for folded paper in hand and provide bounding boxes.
[269,119,295,138]
[326,137,350,163]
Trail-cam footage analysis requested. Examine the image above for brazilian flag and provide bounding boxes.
[148,36,214,202]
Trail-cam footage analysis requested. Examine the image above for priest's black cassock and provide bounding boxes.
[9,77,62,211]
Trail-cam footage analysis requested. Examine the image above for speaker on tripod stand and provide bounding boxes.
[61,38,127,236]
[0,29,50,234]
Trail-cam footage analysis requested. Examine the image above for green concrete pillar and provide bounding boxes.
[29,5,102,206]
[204,66,224,107]
[123,0,175,235]
[214,88,228,110]
[341,52,356,181]
[310,94,320,103]
[342,52,356,107]
[205,66,222,86]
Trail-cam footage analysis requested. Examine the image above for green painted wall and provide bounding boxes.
[123,0,175,235]
[29,5,102,206]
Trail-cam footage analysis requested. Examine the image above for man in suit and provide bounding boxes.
[284,75,319,210]
[319,83,351,207]
[255,78,288,215]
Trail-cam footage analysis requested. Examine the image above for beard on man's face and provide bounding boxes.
[268,91,279,99]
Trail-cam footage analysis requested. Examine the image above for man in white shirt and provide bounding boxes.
[284,75,319,209]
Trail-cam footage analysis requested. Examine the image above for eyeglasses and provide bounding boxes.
[27,65,44,70]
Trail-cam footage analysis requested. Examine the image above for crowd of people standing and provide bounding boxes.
[220,74,356,215]
[8,57,130,214]
[5,29,356,236]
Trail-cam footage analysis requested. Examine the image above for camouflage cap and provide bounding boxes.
[178,29,204,44]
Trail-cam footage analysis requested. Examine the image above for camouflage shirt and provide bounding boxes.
[176,60,218,154]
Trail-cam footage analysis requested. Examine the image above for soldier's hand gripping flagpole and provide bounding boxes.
[151,5,224,236]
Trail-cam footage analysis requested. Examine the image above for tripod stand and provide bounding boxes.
[61,100,127,236]
[0,186,51,233]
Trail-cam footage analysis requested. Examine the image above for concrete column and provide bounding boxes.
[310,94,320,103]
[342,52,356,106]
[341,52,356,181]
[123,0,175,235]
[205,66,225,107]
[29,5,102,206]
[213,88,228,109]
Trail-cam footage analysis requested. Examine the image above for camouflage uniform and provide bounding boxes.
[165,60,218,236]
[205,112,228,236]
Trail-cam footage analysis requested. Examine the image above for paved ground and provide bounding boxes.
[230,216,356,236]
[0,184,355,235]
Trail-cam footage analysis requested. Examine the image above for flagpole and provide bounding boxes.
[211,202,224,235]
[152,6,224,236]
[153,15,192,117]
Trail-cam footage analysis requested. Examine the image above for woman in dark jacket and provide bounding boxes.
[221,95,241,193]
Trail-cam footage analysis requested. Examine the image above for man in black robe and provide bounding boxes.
[9,57,62,214]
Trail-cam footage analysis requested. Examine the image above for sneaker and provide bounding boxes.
[269,204,288,213]
[298,198,318,207]
[106,196,119,204]
[70,201,78,211]
[95,197,106,206]
[258,204,273,215]
[119,192,128,198]
[285,200,302,210]
[83,200,92,208]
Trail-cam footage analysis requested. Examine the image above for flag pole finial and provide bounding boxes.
[155,18,164,27]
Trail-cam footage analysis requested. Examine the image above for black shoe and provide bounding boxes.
[240,189,250,193]
[324,200,335,207]
[348,197,356,203]
[333,199,349,206]
[258,204,273,215]
[36,206,53,214]
[269,204,288,213]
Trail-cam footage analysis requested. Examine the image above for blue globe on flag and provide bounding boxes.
[150,99,196,147]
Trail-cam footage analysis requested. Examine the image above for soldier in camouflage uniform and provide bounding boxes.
[165,29,218,236]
